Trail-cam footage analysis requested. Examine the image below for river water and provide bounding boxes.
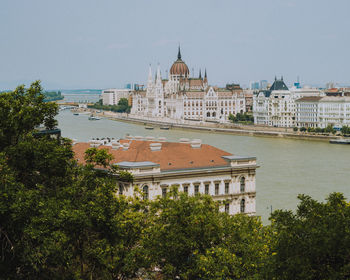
[57,110,350,222]
[57,91,350,222]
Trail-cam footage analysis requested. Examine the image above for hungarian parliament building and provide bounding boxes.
[130,48,247,122]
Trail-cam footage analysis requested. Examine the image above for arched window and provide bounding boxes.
[207,112,210,117]
[240,177,245,193]
[225,203,230,214]
[213,112,216,117]
[240,199,245,213]
[143,185,149,200]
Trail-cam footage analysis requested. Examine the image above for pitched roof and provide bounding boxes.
[73,140,233,171]
[184,92,205,98]
[296,96,323,102]
[270,78,289,91]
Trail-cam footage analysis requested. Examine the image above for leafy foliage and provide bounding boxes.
[142,188,271,279]
[270,193,350,280]
[228,112,254,123]
[89,98,131,113]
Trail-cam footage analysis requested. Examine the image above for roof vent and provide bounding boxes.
[190,139,202,149]
[122,143,130,151]
[111,142,121,150]
[150,142,162,151]
[89,139,103,148]
[146,136,155,141]
[179,138,190,143]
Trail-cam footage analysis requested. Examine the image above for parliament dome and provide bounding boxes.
[170,47,189,76]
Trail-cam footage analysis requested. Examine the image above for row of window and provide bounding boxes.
[140,178,246,200]
[224,199,246,214]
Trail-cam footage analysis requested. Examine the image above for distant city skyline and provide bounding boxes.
[1,0,350,90]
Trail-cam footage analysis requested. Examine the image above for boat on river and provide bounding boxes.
[88,115,101,121]
[145,126,154,130]
[160,126,170,130]
[73,113,79,116]
[329,139,350,144]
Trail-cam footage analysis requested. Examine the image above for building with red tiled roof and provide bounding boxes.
[73,137,258,215]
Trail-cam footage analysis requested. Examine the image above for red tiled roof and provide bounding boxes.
[296,96,323,102]
[73,140,232,171]
[185,92,205,98]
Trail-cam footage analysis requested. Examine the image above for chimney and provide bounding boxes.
[122,143,130,151]
[111,142,121,150]
[190,139,202,149]
[179,138,190,143]
[150,142,162,151]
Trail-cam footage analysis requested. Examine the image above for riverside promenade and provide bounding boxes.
[76,108,340,142]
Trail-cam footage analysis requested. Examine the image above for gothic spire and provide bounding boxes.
[204,68,207,78]
[177,45,181,60]
[147,64,153,84]
[156,64,162,85]
[199,69,202,79]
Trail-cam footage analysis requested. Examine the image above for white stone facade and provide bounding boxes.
[119,155,257,216]
[253,78,322,127]
[131,49,246,123]
[296,96,350,128]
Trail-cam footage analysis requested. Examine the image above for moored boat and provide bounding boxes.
[88,115,101,120]
[330,139,350,144]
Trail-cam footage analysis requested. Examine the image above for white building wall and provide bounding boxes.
[119,168,256,216]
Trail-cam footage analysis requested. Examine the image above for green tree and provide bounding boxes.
[142,189,271,279]
[270,193,350,280]
[0,81,58,150]
[0,82,141,279]
[341,125,350,135]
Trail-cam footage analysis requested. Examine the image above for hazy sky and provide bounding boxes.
[1,0,349,89]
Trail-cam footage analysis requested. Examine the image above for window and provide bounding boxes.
[162,187,167,198]
[184,185,188,193]
[215,183,219,195]
[194,185,199,195]
[119,185,124,195]
[240,177,245,193]
[240,199,245,213]
[225,182,229,194]
[143,185,149,200]
[205,184,209,195]
[225,203,229,214]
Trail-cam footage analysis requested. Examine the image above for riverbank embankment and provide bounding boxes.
[75,108,340,142]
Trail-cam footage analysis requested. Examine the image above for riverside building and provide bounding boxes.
[73,137,258,215]
[295,96,350,128]
[131,47,246,123]
[253,77,322,127]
